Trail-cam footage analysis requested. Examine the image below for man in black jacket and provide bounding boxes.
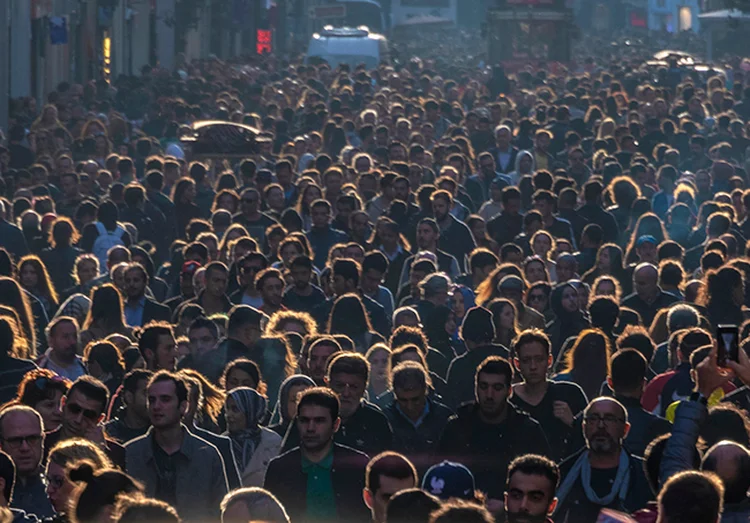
[264,387,370,523]
[438,356,551,512]
[123,263,171,327]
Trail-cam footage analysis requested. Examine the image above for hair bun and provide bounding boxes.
[69,461,96,483]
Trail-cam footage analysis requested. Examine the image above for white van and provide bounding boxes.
[306,26,389,70]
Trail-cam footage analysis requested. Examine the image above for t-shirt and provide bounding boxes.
[302,448,337,521]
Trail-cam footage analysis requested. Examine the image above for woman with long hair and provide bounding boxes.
[475,263,524,306]
[327,293,384,353]
[624,213,668,264]
[0,276,39,352]
[171,177,201,240]
[606,176,641,240]
[69,462,143,523]
[46,440,113,517]
[554,328,612,402]
[699,266,750,330]
[546,281,590,360]
[220,358,268,396]
[179,368,226,432]
[296,183,323,231]
[224,387,282,487]
[40,217,82,293]
[81,284,132,346]
[531,230,557,281]
[581,244,628,292]
[19,255,59,319]
[218,223,250,263]
[84,340,125,396]
[487,298,519,351]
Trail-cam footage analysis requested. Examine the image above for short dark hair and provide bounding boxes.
[658,470,724,523]
[386,488,441,523]
[148,371,189,404]
[610,349,647,393]
[469,248,498,273]
[290,254,313,270]
[616,325,656,364]
[297,387,340,420]
[429,500,494,523]
[327,352,369,383]
[506,454,559,492]
[332,258,360,287]
[227,305,264,335]
[255,267,284,292]
[513,329,551,357]
[476,356,513,385]
[68,375,110,413]
[365,452,417,494]
[122,369,153,395]
[0,450,14,503]
[188,316,219,340]
[138,322,173,359]
[362,251,388,275]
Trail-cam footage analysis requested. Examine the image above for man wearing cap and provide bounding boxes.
[421,461,481,504]
[498,275,546,330]
[621,263,680,329]
[439,357,551,512]
[446,307,509,409]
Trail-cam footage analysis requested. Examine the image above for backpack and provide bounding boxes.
[93,222,125,273]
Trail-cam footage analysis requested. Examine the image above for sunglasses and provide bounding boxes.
[66,402,100,421]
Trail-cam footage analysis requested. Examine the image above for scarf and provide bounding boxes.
[226,387,267,470]
[555,450,631,512]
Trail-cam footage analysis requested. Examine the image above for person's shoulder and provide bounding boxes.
[261,426,283,444]
[559,447,585,472]
[429,398,455,418]
[360,400,387,417]
[124,431,151,450]
[267,446,301,469]
[548,379,587,399]
[333,443,370,463]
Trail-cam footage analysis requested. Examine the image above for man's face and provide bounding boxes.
[536,133,550,152]
[480,157,496,177]
[297,404,338,453]
[241,192,260,215]
[696,172,711,192]
[62,389,104,438]
[239,261,264,288]
[556,260,576,283]
[634,268,657,300]
[515,342,550,386]
[583,400,629,455]
[476,372,510,419]
[504,198,521,216]
[291,264,312,290]
[328,372,366,419]
[432,198,450,221]
[505,472,557,523]
[311,205,330,228]
[331,274,350,297]
[206,268,228,297]
[394,387,427,422]
[148,380,185,430]
[261,276,284,307]
[61,175,78,198]
[188,326,217,357]
[366,474,416,523]
[352,214,370,239]
[124,268,147,300]
[533,199,552,218]
[496,128,511,149]
[125,379,149,421]
[569,152,585,169]
[417,224,437,250]
[77,261,98,284]
[394,181,410,202]
[0,412,44,476]
[50,321,79,359]
[308,345,338,383]
[361,268,383,295]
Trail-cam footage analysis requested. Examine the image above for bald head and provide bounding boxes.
[702,441,750,504]
[634,263,659,301]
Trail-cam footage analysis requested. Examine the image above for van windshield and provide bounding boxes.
[308,54,379,69]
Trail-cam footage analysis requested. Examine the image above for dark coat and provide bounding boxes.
[142,297,172,325]
[445,344,509,409]
[263,444,370,523]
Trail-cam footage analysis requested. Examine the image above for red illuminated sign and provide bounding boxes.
[257,29,272,55]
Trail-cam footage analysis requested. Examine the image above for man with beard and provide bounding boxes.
[264,388,370,523]
[504,454,559,523]
[36,316,86,381]
[104,369,152,444]
[282,255,327,314]
[553,398,652,523]
[439,357,550,514]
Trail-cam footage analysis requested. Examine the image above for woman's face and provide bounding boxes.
[224,397,247,433]
[281,245,302,266]
[595,280,616,297]
[184,184,196,202]
[368,350,389,383]
[526,261,547,283]
[35,391,64,432]
[470,221,486,242]
[599,249,612,270]
[500,304,515,330]
[451,292,466,319]
[226,368,258,391]
[533,235,552,256]
[445,312,457,335]
[46,461,74,513]
[20,264,38,290]
[285,384,311,420]
[218,194,236,212]
[561,286,578,313]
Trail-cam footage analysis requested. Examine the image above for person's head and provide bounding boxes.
[187,316,219,358]
[69,462,143,523]
[204,261,229,298]
[667,304,700,334]
[386,488,441,523]
[15,370,70,433]
[633,262,659,301]
[123,263,148,301]
[460,306,495,347]
[306,337,342,384]
[0,406,44,477]
[505,454,559,523]
[331,258,360,296]
[46,316,80,360]
[391,362,428,423]
[146,371,189,431]
[582,397,630,457]
[138,322,176,371]
[416,218,439,250]
[363,452,418,523]
[701,440,750,506]
[310,199,332,228]
[61,376,109,438]
[220,487,289,523]
[0,450,12,508]
[475,356,513,421]
[255,268,284,309]
[657,470,724,523]
[276,375,315,425]
[121,369,152,424]
[295,387,340,454]
[46,439,112,514]
[513,330,552,386]
[113,495,182,523]
[609,348,648,400]
[428,500,493,523]
[224,387,267,435]
[226,305,264,347]
[325,353,369,419]
[220,358,264,393]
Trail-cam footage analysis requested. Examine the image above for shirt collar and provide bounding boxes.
[301,444,334,472]
[396,398,431,428]
[126,296,146,309]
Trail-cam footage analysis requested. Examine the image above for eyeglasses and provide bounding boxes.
[66,402,100,421]
[2,434,42,449]
[584,414,625,425]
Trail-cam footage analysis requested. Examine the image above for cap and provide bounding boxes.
[498,274,525,292]
[421,461,475,500]
[181,261,201,276]
[636,235,658,247]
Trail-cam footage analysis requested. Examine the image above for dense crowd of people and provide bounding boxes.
[1,24,750,523]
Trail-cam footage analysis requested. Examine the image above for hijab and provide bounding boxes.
[226,387,267,469]
[270,374,316,426]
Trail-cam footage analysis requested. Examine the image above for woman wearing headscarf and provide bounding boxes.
[224,387,282,487]
[546,281,590,361]
[267,375,316,437]
[423,305,459,362]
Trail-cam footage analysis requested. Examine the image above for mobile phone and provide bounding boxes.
[717,324,739,367]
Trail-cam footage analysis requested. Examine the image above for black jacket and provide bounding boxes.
[437,403,552,498]
[263,444,370,523]
[188,424,242,491]
[142,297,171,326]
[445,344,509,409]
